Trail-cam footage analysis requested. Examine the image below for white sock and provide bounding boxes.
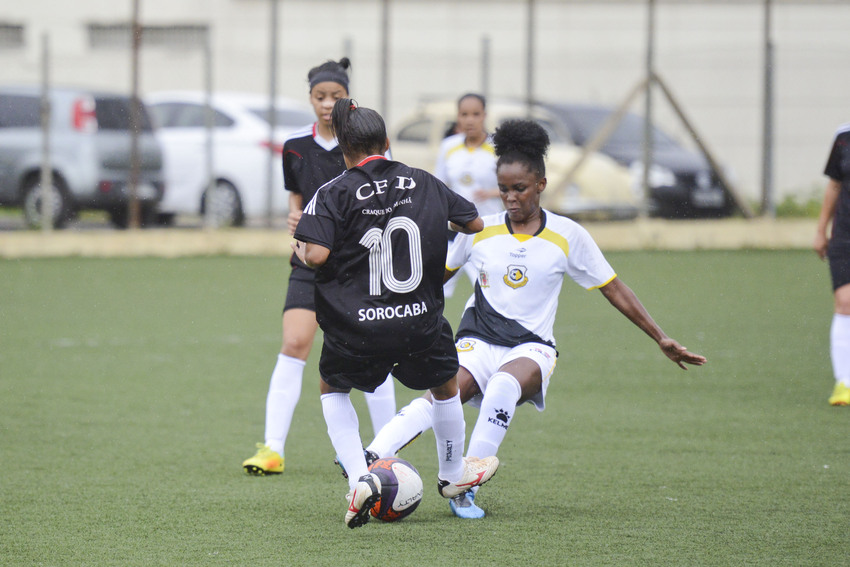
[321,393,367,491]
[367,397,434,458]
[832,313,850,387]
[264,353,305,455]
[432,393,465,483]
[364,374,397,436]
[467,372,522,459]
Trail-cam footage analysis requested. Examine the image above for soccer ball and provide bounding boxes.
[367,457,423,522]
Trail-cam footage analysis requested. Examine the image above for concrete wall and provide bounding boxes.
[1,0,848,205]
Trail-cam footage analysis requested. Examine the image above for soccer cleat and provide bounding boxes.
[242,443,284,476]
[334,450,379,479]
[344,473,382,529]
[437,456,499,499]
[829,382,850,406]
[449,490,485,519]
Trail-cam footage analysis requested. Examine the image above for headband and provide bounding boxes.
[309,69,349,91]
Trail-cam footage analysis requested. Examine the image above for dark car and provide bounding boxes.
[0,86,164,228]
[545,103,734,218]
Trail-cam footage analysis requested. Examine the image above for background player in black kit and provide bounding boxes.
[292,98,500,528]
[815,122,850,406]
[242,58,396,476]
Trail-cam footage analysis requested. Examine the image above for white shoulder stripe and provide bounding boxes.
[285,123,316,143]
[833,122,850,138]
[303,171,346,215]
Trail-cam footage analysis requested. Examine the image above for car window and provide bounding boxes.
[0,94,40,128]
[152,102,234,129]
[147,102,181,128]
[500,116,566,145]
[248,108,314,128]
[396,118,432,143]
[558,107,676,150]
[94,97,154,131]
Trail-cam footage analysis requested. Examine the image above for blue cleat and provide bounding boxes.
[449,490,485,519]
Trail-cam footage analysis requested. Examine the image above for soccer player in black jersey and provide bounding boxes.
[816,122,850,406]
[292,98,499,528]
[242,59,396,476]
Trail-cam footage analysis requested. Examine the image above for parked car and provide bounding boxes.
[145,91,315,226]
[0,85,164,228]
[391,99,638,220]
[544,102,734,218]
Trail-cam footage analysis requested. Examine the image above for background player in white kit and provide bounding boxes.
[436,93,500,298]
[292,98,499,529]
[367,119,707,518]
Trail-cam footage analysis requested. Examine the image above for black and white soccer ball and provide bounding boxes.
[367,457,423,522]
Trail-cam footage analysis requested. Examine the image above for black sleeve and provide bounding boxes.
[825,134,843,181]
[442,180,480,227]
[283,144,302,195]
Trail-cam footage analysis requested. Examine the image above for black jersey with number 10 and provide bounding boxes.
[294,156,479,357]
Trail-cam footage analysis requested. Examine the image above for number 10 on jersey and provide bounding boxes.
[359,217,423,296]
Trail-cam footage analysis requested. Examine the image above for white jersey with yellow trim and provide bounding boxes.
[446,210,616,347]
[435,132,501,216]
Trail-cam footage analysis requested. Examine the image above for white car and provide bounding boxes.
[146,91,315,226]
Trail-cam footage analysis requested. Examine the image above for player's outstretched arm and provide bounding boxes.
[599,277,706,370]
[450,216,484,235]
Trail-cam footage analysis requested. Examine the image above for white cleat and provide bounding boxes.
[437,456,499,499]
[344,473,381,529]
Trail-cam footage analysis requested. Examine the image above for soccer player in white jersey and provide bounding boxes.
[366,119,707,519]
[436,94,500,298]
[292,98,499,529]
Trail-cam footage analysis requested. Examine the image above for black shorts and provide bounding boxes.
[283,264,316,313]
[319,318,459,393]
[828,239,850,291]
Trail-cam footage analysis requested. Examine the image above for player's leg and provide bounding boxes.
[465,360,540,459]
[364,374,396,435]
[828,282,850,406]
[243,307,318,475]
[366,374,479,459]
[320,351,390,528]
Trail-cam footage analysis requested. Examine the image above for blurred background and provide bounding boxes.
[0,0,847,229]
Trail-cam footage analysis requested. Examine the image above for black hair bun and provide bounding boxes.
[493,119,550,161]
[338,57,351,70]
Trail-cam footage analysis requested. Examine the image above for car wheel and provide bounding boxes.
[22,175,73,229]
[202,180,244,227]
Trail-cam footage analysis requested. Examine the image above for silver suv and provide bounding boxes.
[0,86,164,228]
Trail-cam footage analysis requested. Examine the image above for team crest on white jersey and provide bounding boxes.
[478,269,490,289]
[503,264,528,289]
[456,339,476,352]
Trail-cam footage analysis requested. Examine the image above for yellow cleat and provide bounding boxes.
[828,382,850,407]
[242,443,284,475]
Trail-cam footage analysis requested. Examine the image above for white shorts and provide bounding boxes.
[456,337,558,411]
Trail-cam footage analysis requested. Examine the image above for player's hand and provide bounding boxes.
[813,233,829,260]
[658,338,706,370]
[287,209,303,236]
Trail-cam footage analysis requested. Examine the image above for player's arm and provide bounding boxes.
[450,216,484,235]
[599,277,706,370]
[814,178,840,260]
[291,239,330,268]
[287,193,304,236]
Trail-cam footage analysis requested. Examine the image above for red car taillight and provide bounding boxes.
[72,96,97,132]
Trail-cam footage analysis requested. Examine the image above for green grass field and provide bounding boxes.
[2,250,847,566]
